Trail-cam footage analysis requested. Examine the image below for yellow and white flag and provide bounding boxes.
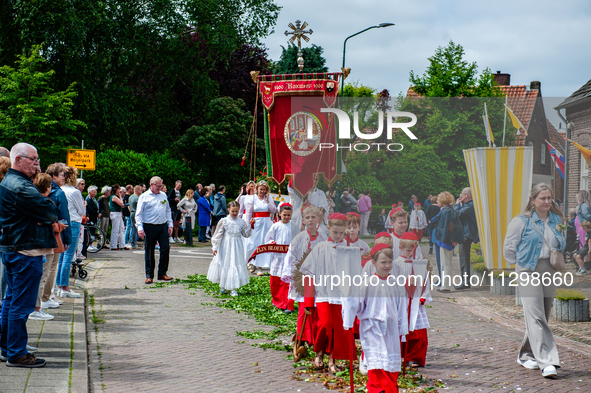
[463,147,534,270]
[482,103,495,147]
[505,104,527,136]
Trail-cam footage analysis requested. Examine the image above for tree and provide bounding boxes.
[0,0,281,154]
[173,97,265,193]
[273,43,328,74]
[0,45,86,162]
[402,41,507,194]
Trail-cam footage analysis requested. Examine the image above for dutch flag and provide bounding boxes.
[545,140,565,180]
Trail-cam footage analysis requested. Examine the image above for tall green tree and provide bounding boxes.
[0,45,86,162]
[273,43,328,74]
[401,40,507,194]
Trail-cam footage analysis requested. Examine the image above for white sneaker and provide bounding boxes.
[124,244,132,250]
[542,365,557,378]
[169,237,176,243]
[41,299,60,309]
[87,246,98,252]
[59,289,81,298]
[174,237,181,243]
[29,311,54,321]
[230,290,238,297]
[26,345,38,352]
[359,354,368,375]
[78,255,86,260]
[517,358,538,370]
[220,288,227,294]
[50,295,64,304]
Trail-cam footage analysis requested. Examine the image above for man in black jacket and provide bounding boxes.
[0,143,58,368]
[453,188,479,290]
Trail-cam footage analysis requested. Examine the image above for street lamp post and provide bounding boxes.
[334,22,394,212]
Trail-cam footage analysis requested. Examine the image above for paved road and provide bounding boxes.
[86,243,591,393]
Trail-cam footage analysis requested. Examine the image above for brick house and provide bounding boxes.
[555,79,591,212]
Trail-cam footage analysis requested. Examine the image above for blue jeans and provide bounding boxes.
[0,253,6,300]
[56,221,81,287]
[124,216,133,245]
[0,252,44,361]
[130,214,138,247]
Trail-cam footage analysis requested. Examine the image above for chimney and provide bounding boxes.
[493,71,510,86]
[530,81,541,91]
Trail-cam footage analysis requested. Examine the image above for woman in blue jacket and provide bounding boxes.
[197,187,212,243]
[503,183,565,379]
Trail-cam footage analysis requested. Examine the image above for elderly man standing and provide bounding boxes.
[357,190,372,236]
[135,176,173,284]
[0,143,58,367]
[98,186,111,239]
[453,187,479,290]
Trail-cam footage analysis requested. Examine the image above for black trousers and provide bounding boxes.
[184,217,193,246]
[458,240,473,286]
[144,223,170,278]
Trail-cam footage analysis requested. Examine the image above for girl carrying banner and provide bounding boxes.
[244,180,277,276]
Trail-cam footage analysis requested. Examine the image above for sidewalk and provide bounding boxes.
[0,278,88,393]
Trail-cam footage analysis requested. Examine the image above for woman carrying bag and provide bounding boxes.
[434,191,464,292]
[503,183,565,379]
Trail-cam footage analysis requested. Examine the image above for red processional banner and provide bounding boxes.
[248,244,290,262]
[260,73,341,196]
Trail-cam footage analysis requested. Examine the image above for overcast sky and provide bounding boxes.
[263,0,591,128]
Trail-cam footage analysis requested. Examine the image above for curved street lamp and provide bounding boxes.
[335,23,394,212]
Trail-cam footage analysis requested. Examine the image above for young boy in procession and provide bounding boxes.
[207,201,252,296]
[384,203,397,233]
[343,243,408,393]
[346,212,370,253]
[300,213,360,373]
[390,208,423,260]
[282,205,327,346]
[393,232,431,368]
[409,203,428,240]
[265,203,298,313]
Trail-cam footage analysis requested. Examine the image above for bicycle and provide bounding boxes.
[85,222,106,253]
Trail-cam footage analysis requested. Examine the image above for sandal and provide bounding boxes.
[407,361,420,368]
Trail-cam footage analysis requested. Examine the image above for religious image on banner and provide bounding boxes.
[259,73,342,196]
[284,111,321,157]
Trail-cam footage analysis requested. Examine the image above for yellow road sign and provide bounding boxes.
[67,149,96,171]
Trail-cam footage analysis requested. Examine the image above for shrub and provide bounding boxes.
[471,255,484,264]
[555,288,586,301]
[472,262,488,272]
[490,269,512,278]
[471,243,481,251]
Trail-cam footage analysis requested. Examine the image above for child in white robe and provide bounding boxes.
[344,243,408,393]
[243,180,276,275]
[265,203,298,312]
[207,201,252,296]
[393,231,431,368]
[409,203,428,240]
[282,205,327,345]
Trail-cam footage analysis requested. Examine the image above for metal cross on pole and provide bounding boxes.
[284,20,313,72]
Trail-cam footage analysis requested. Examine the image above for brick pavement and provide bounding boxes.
[86,242,591,393]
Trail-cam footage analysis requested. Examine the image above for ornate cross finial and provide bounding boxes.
[284,20,313,72]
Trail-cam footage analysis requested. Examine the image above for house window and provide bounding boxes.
[541,143,546,165]
[582,158,589,192]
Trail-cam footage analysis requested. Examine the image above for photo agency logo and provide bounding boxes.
[308,109,418,152]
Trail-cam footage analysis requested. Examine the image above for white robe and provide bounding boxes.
[308,187,329,224]
[361,234,424,277]
[243,195,276,268]
[342,272,409,373]
[207,216,252,290]
[348,237,370,254]
[392,256,431,331]
[299,240,361,305]
[409,210,428,230]
[288,185,303,231]
[284,230,328,302]
[265,221,298,277]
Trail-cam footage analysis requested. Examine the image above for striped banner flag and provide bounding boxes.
[463,147,534,270]
[544,140,565,179]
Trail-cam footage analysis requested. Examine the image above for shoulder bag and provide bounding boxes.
[529,217,565,271]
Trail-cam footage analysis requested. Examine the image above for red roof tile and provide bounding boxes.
[498,85,539,147]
